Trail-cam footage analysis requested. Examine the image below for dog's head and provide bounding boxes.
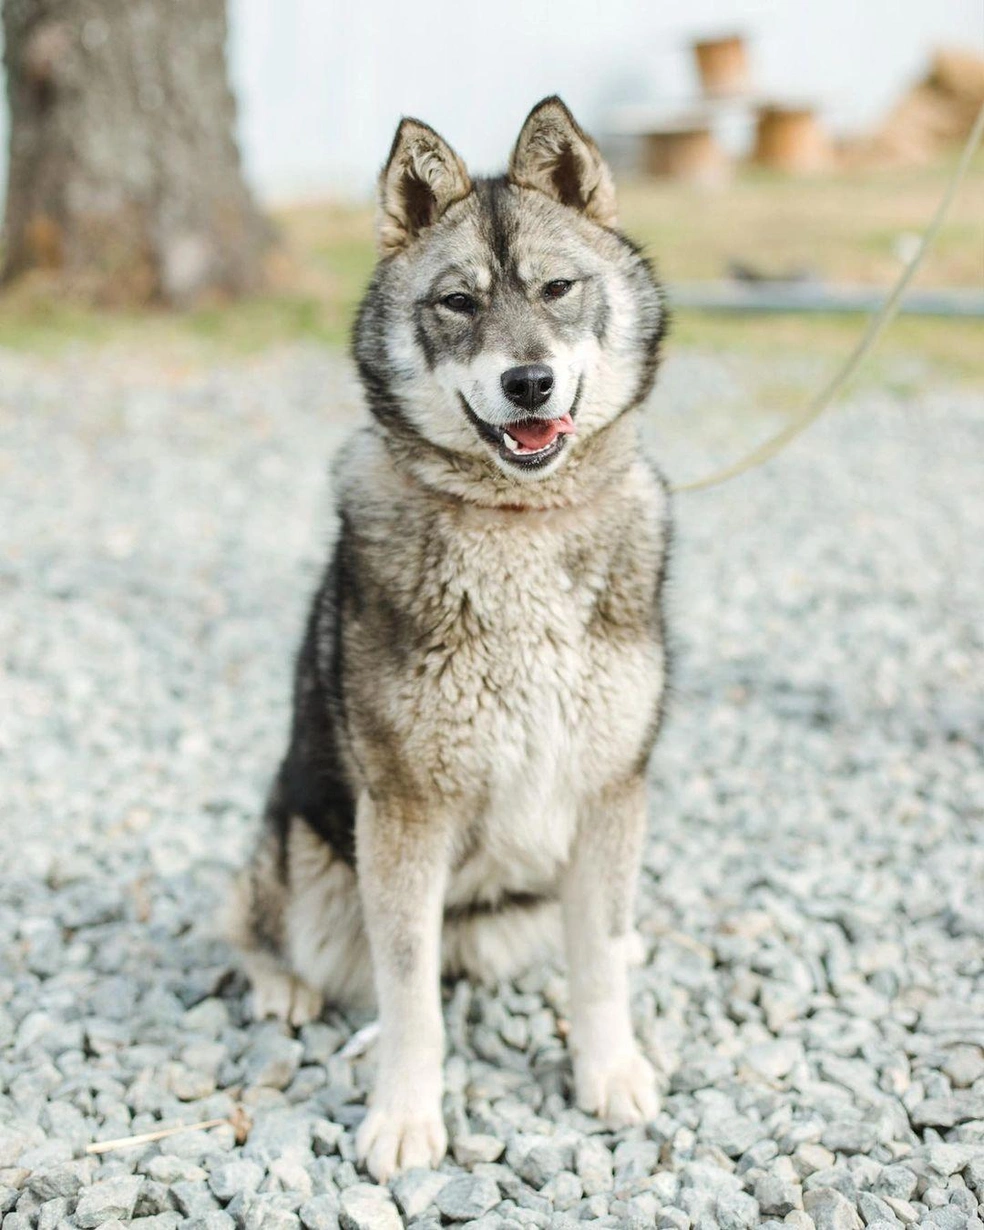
[354,97,665,486]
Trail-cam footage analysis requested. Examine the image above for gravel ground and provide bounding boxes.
[1,344,982,1230]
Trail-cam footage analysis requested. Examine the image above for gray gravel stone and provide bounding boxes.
[75,1176,145,1227]
[246,1209,301,1230]
[35,1198,69,1230]
[941,1045,984,1088]
[311,1120,345,1158]
[804,1187,864,1230]
[434,1174,501,1221]
[242,1033,304,1090]
[239,1192,304,1229]
[144,1157,208,1186]
[242,1110,314,1167]
[873,1166,917,1201]
[170,1180,221,1218]
[27,1161,91,1202]
[208,1159,265,1202]
[754,1174,804,1216]
[793,1144,837,1178]
[784,1215,818,1230]
[573,1138,613,1196]
[453,1133,506,1166]
[715,1190,760,1229]
[821,1120,879,1154]
[882,1196,918,1222]
[338,1183,403,1230]
[920,1209,974,1230]
[539,1171,582,1211]
[857,1191,899,1226]
[390,1169,451,1219]
[133,1179,172,1217]
[743,1040,802,1080]
[612,1139,660,1181]
[911,1142,979,1177]
[185,1215,236,1230]
[298,1192,341,1230]
[910,1094,984,1128]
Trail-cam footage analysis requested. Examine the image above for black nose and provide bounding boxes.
[501,363,554,411]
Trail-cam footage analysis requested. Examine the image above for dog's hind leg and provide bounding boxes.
[561,775,659,1126]
[282,816,374,1010]
[241,948,324,1027]
[223,824,325,1026]
[224,816,373,1025]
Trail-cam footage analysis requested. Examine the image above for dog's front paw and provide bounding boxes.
[356,1100,448,1183]
[575,1047,659,1127]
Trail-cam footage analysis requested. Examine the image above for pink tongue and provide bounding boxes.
[508,413,576,451]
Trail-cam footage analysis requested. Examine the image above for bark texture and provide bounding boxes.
[2,0,268,305]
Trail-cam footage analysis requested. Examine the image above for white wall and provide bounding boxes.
[226,0,982,200]
[1,0,982,207]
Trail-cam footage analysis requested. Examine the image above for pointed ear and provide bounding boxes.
[508,96,617,227]
[377,118,472,255]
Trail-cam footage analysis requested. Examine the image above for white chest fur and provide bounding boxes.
[338,436,668,908]
[402,505,661,905]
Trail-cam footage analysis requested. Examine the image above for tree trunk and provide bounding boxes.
[2,0,268,306]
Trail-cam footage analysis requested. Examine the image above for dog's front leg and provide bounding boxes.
[562,775,659,1125]
[354,793,449,1182]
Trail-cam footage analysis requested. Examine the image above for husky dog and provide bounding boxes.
[228,97,670,1181]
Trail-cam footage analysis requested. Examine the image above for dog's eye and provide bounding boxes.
[440,293,477,316]
[543,279,574,300]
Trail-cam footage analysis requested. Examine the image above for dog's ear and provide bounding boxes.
[377,118,472,255]
[508,96,617,227]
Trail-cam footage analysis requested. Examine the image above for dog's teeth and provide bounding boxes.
[504,433,520,452]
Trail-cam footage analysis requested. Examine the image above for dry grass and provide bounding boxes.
[619,151,984,288]
[0,151,981,383]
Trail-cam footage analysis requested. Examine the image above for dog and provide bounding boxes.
[227,96,670,1182]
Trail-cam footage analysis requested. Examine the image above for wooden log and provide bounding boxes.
[753,105,830,173]
[642,125,730,184]
[693,35,750,98]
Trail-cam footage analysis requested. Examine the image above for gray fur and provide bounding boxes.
[227,96,670,1181]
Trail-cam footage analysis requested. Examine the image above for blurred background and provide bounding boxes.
[0,0,981,373]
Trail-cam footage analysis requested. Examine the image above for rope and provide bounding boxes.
[670,99,984,495]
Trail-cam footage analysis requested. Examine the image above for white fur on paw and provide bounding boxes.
[356,1102,447,1183]
[624,929,646,967]
[575,1048,659,1126]
[250,968,322,1027]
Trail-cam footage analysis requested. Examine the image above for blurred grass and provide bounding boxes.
[0,151,981,382]
[619,149,984,287]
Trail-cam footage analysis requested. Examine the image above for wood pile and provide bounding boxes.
[849,48,984,167]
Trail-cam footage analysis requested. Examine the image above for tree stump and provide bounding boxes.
[2,0,268,306]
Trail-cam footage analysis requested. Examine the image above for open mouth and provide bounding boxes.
[458,383,581,471]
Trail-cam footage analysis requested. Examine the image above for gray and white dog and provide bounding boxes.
[228,96,670,1181]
